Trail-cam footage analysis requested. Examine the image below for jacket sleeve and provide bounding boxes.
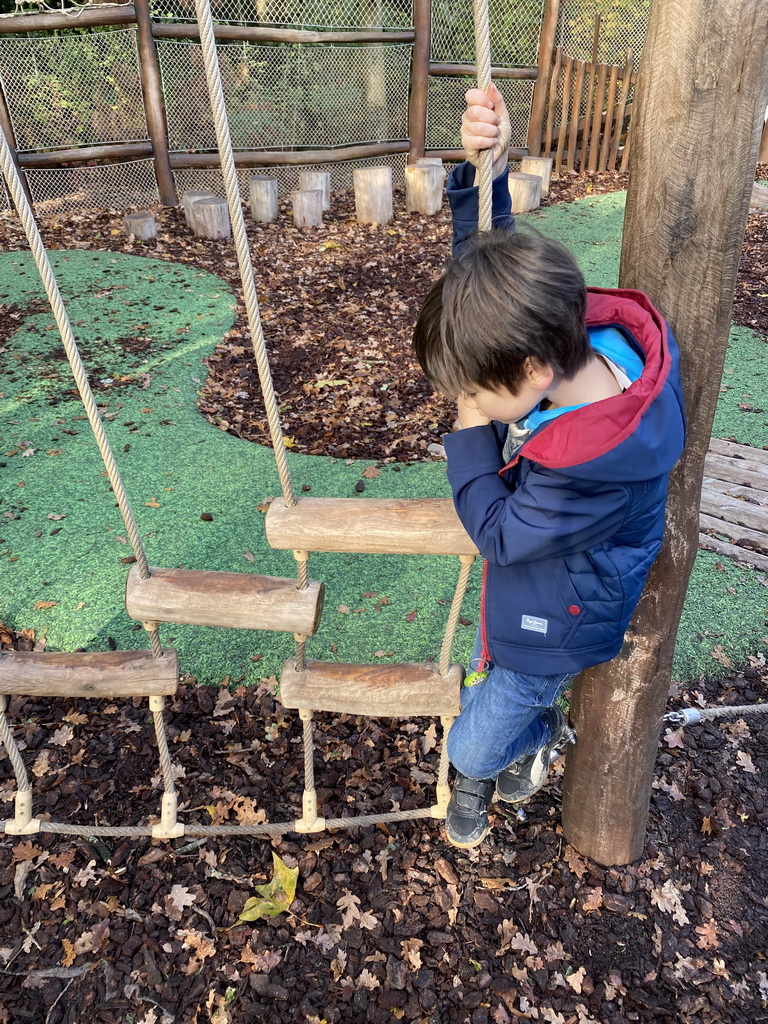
[444,425,631,565]
[447,161,516,255]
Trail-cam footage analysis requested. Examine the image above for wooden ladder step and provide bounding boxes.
[278,659,462,717]
[125,566,324,635]
[265,497,478,556]
[0,649,179,698]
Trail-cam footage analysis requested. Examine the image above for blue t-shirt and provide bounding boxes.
[503,326,644,462]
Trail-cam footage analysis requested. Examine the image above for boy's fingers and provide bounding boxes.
[465,87,494,108]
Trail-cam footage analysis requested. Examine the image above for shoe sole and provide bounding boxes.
[495,745,564,805]
[445,823,490,849]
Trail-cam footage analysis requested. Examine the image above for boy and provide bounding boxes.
[412,85,686,848]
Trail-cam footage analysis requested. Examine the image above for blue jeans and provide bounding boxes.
[447,631,574,780]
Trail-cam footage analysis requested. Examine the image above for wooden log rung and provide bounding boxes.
[265,497,478,556]
[279,660,462,717]
[0,649,179,698]
[125,566,324,635]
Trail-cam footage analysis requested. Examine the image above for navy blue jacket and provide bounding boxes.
[443,163,686,674]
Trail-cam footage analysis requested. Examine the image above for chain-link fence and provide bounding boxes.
[430,0,544,67]
[149,0,412,30]
[173,151,408,201]
[557,0,648,70]
[24,159,160,215]
[426,76,533,153]
[0,29,148,152]
[158,39,411,152]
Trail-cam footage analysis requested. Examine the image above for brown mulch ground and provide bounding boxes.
[1,168,768,1022]
[1,620,767,1023]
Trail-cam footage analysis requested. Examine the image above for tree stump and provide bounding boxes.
[353,166,393,225]
[416,157,445,167]
[299,170,331,211]
[249,175,279,223]
[520,155,553,196]
[191,196,231,239]
[750,182,768,210]
[180,190,217,231]
[508,172,542,213]
[405,163,443,215]
[292,189,323,229]
[123,211,157,241]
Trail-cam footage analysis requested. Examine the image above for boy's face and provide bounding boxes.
[462,381,543,425]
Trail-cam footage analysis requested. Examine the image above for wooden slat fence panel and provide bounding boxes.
[541,49,636,173]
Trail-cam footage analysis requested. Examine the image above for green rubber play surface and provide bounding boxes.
[1,193,766,685]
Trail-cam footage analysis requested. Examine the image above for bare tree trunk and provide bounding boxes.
[561,0,768,866]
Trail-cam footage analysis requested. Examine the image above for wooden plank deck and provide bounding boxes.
[700,439,768,571]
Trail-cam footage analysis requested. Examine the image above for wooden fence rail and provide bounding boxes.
[0,0,640,211]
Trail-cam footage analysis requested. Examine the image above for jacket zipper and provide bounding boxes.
[478,559,491,672]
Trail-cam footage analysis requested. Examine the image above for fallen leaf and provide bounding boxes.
[695,919,719,950]
[34,601,58,610]
[337,889,361,929]
[144,497,161,508]
[582,886,603,912]
[241,946,282,972]
[361,465,381,479]
[735,750,758,773]
[565,966,587,993]
[238,852,298,922]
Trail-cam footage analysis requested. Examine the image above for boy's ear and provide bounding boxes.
[524,357,555,391]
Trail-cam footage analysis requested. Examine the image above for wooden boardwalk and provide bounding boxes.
[700,438,768,571]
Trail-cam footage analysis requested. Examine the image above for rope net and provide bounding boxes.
[157,40,411,154]
[0,30,148,154]
[431,0,544,66]
[149,0,412,30]
[426,77,533,154]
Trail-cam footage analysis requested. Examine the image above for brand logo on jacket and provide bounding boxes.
[521,614,548,634]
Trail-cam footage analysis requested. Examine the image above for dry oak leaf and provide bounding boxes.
[565,966,587,994]
[650,880,689,925]
[356,968,380,990]
[582,886,604,913]
[735,750,758,773]
[695,919,719,950]
[330,949,347,982]
[11,840,43,864]
[60,938,76,968]
[74,919,111,956]
[563,846,589,878]
[361,465,381,479]
[337,890,362,929]
[164,884,197,920]
[34,601,57,610]
[241,947,282,972]
[497,920,538,957]
[51,724,74,747]
[178,928,217,974]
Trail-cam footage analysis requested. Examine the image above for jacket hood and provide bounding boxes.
[512,288,685,482]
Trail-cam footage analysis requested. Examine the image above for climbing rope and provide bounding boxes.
[665,703,768,727]
[192,0,295,509]
[473,0,494,233]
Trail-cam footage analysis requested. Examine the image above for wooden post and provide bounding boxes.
[353,166,393,224]
[543,46,562,159]
[292,189,323,229]
[408,0,431,163]
[192,196,231,238]
[134,0,177,206]
[249,174,279,222]
[507,172,542,213]
[0,83,32,208]
[607,50,634,171]
[561,0,768,867]
[299,170,330,210]
[555,54,573,172]
[520,155,552,195]
[528,0,560,157]
[566,58,586,172]
[580,15,601,171]
[759,111,768,164]
[180,190,216,230]
[405,162,443,214]
[123,211,157,239]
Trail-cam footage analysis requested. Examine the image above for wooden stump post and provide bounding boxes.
[405,163,443,215]
[353,166,393,225]
[299,170,330,211]
[561,0,768,867]
[249,174,279,223]
[292,189,324,229]
[180,190,216,231]
[508,172,542,213]
[192,196,231,239]
[520,155,553,196]
[123,211,157,240]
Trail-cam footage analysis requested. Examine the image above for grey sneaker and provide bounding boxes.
[496,706,574,804]
[445,773,496,848]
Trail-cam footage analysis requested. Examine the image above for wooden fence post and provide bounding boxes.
[527,0,560,158]
[0,80,33,207]
[408,0,431,163]
[135,0,177,206]
[561,0,768,867]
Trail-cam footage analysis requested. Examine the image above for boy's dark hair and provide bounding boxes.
[413,230,591,397]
